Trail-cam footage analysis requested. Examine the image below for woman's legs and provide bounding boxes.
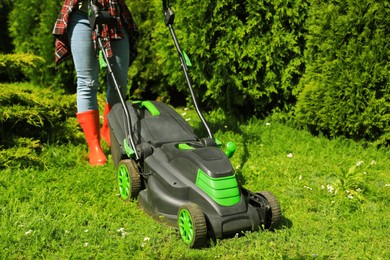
[68,11,106,165]
[68,11,100,113]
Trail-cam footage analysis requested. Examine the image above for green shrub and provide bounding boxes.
[0,53,44,82]
[295,0,390,146]
[0,83,81,169]
[8,0,75,91]
[0,0,13,53]
[127,0,308,115]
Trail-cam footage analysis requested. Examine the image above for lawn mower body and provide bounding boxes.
[108,101,268,239]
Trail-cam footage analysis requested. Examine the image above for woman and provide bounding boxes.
[53,0,138,165]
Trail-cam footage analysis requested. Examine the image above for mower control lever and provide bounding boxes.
[88,2,115,31]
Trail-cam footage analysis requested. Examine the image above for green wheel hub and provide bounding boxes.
[177,203,207,248]
[118,164,131,200]
[178,209,194,244]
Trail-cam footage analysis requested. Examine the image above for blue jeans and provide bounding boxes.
[68,11,130,113]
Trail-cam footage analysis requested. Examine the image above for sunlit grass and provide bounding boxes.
[1,111,389,259]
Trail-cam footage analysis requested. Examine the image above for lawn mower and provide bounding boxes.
[90,0,282,248]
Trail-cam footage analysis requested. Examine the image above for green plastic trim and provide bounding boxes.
[123,139,135,158]
[118,164,130,200]
[225,142,236,158]
[196,169,240,206]
[141,101,160,116]
[99,50,107,69]
[182,50,192,68]
[132,100,160,116]
[178,143,195,150]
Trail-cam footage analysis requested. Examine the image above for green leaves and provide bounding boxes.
[127,0,308,114]
[0,83,79,169]
[295,0,390,146]
[0,53,44,82]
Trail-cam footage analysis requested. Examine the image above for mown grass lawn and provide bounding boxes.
[1,111,389,259]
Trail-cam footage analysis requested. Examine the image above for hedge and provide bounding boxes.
[295,0,390,146]
[4,0,390,145]
[128,0,308,115]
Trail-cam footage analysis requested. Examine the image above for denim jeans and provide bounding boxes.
[68,11,130,113]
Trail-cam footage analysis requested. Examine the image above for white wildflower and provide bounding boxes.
[265,122,271,126]
[287,153,293,158]
[385,184,390,187]
[181,112,187,116]
[299,175,302,181]
[25,230,33,236]
[118,228,127,238]
[84,242,89,247]
[327,184,335,194]
[304,186,312,190]
[185,118,191,121]
[356,160,364,167]
[141,237,150,247]
[117,227,125,233]
[347,194,354,199]
[370,160,377,165]
[84,229,89,233]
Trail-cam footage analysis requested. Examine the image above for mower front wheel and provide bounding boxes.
[117,159,141,200]
[177,203,207,248]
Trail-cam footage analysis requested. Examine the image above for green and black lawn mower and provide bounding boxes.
[91,0,282,248]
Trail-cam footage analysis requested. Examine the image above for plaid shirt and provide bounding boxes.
[52,0,138,65]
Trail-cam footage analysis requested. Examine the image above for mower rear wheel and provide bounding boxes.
[177,203,207,248]
[257,191,281,230]
[117,159,141,200]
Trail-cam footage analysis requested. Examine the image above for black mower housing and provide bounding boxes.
[108,101,266,238]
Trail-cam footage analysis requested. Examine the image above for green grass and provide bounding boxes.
[1,111,389,259]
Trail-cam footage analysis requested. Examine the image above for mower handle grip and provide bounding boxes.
[162,0,169,12]
[162,0,174,26]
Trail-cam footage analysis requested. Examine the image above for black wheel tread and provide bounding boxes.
[119,159,141,199]
[258,191,282,230]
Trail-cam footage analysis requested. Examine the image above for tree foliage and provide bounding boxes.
[295,0,390,146]
[0,53,44,82]
[2,0,390,145]
[8,0,75,91]
[0,83,80,147]
[128,0,308,115]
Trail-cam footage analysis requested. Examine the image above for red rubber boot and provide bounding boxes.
[77,110,107,165]
[100,103,112,146]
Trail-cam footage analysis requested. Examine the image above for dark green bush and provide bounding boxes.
[0,0,13,53]
[0,83,81,168]
[0,53,44,82]
[0,83,79,145]
[129,0,308,115]
[295,0,390,146]
[9,0,75,91]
